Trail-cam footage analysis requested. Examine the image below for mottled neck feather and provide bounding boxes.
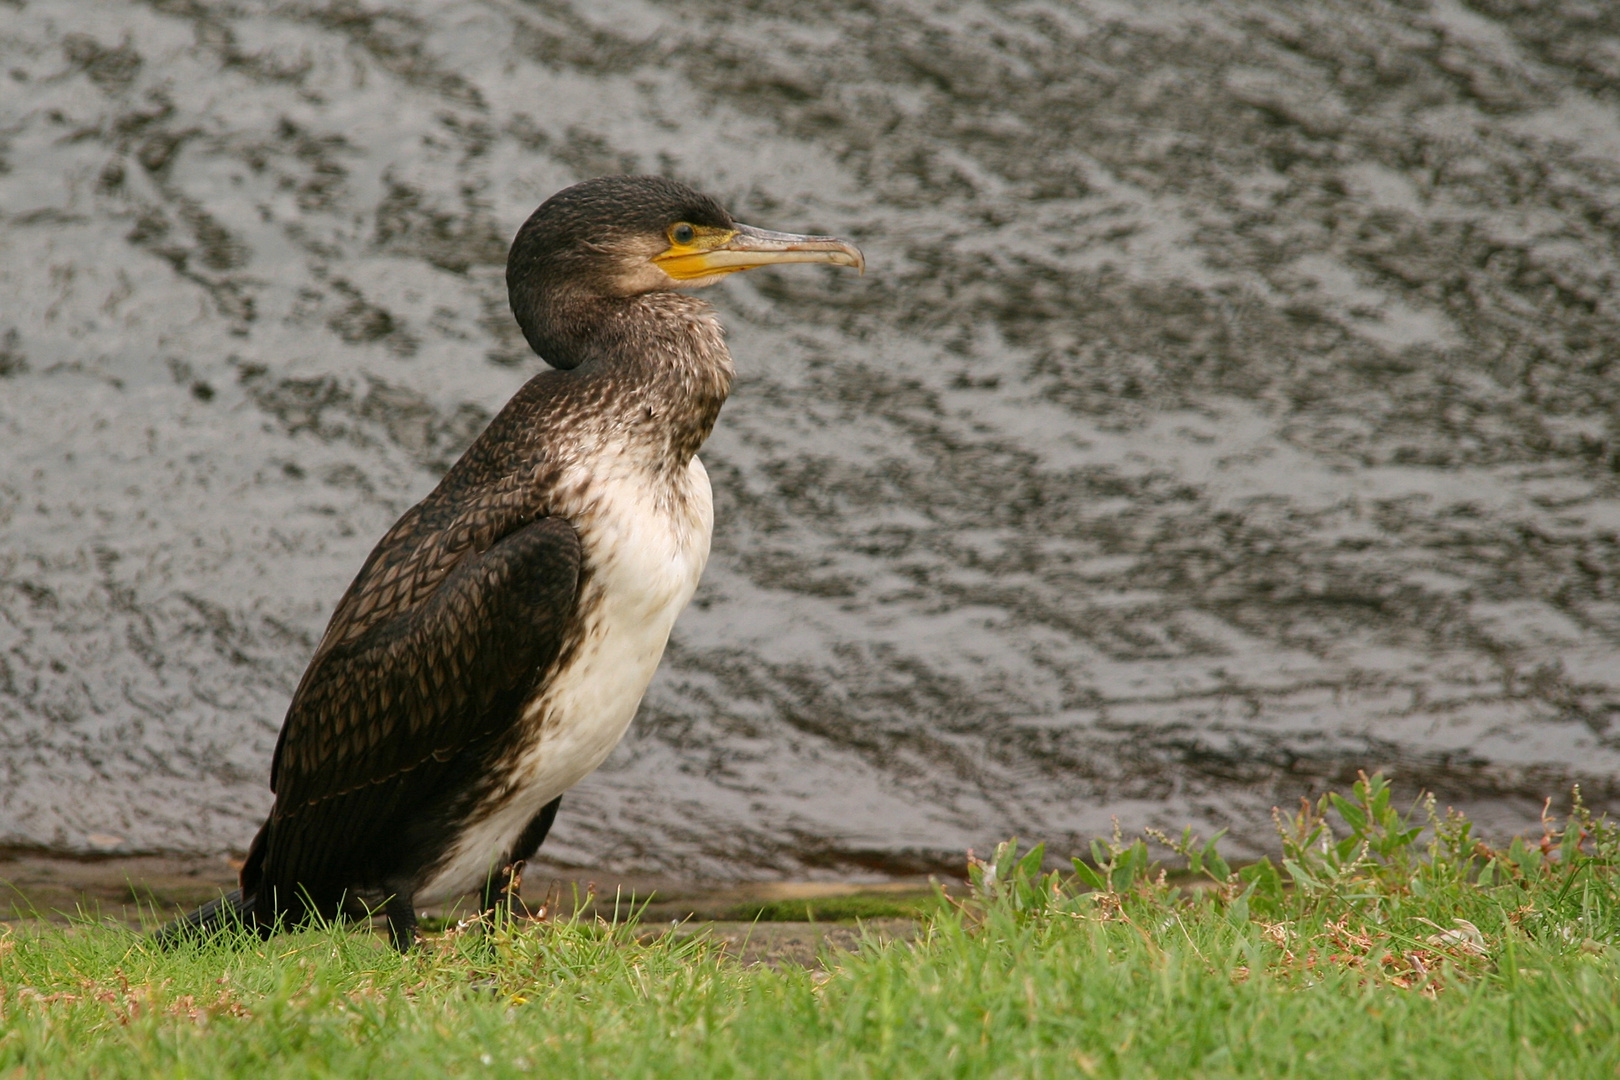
[558,291,735,469]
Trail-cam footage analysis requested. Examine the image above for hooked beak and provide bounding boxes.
[654,222,866,281]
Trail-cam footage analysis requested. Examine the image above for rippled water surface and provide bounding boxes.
[3,0,1620,876]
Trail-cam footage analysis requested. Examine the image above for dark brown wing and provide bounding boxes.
[246,512,581,917]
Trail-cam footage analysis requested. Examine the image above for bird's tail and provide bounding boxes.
[151,889,264,949]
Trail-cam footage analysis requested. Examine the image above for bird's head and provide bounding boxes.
[507,175,864,368]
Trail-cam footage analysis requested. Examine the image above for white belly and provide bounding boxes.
[418,456,713,903]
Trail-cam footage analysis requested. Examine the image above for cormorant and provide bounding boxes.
[162,175,863,950]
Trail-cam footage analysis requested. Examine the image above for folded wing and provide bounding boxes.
[244,510,581,916]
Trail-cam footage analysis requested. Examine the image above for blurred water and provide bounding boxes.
[2,0,1619,877]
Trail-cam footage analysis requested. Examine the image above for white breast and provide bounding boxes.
[418,454,713,903]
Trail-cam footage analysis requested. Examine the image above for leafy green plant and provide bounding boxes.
[954,771,1620,993]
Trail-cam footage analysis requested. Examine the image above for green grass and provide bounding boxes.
[3,774,1619,1078]
[716,891,947,923]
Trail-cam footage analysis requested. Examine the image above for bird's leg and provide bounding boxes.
[384,891,419,953]
[481,860,528,922]
[479,795,561,925]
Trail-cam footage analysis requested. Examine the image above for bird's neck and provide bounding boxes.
[560,291,735,469]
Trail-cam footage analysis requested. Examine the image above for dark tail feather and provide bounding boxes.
[152,889,264,949]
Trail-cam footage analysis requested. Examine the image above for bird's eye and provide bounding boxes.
[671,223,696,246]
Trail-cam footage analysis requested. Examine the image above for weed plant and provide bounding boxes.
[3,773,1618,1078]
